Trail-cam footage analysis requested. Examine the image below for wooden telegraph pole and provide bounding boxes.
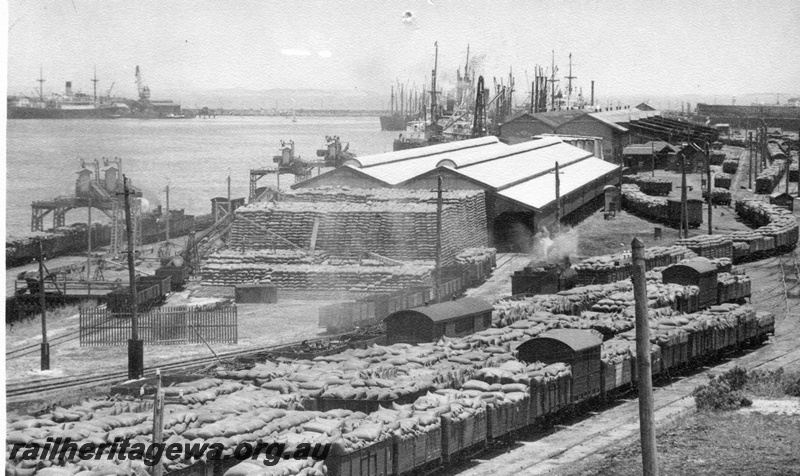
[706,142,713,235]
[38,240,50,370]
[165,184,170,242]
[748,132,753,190]
[631,238,659,475]
[555,161,561,232]
[152,369,165,476]
[679,151,688,238]
[87,197,92,296]
[436,175,443,303]
[122,175,143,380]
[651,142,656,177]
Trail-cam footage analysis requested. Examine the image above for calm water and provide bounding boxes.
[6,116,397,239]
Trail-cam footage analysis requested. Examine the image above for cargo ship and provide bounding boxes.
[379,83,422,131]
[393,43,479,151]
[8,70,129,120]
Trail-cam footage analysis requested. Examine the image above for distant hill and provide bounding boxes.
[158,87,387,111]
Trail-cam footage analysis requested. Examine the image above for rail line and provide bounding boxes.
[5,331,361,399]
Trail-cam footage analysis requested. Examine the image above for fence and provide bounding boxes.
[79,305,238,346]
[319,275,472,331]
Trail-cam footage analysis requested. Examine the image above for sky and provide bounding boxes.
[4,0,800,103]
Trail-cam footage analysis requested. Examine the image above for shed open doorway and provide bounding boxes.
[492,211,536,252]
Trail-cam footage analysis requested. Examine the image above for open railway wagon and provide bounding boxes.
[7,203,793,476]
[105,275,171,313]
[5,299,778,476]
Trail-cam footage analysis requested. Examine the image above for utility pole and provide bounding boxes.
[706,142,713,235]
[754,129,760,177]
[436,175,443,303]
[38,240,50,371]
[651,142,656,177]
[121,175,143,380]
[680,152,688,238]
[227,173,232,215]
[748,132,753,190]
[555,161,562,231]
[87,197,92,296]
[165,184,170,242]
[152,369,165,476]
[631,238,659,476]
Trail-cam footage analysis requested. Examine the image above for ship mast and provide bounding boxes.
[430,41,438,127]
[91,66,99,103]
[37,67,46,103]
[565,53,576,109]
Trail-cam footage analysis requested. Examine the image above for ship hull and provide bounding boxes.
[392,137,448,151]
[8,106,127,120]
[380,115,410,131]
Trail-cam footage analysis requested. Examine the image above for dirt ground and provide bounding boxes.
[571,411,800,476]
[4,296,334,386]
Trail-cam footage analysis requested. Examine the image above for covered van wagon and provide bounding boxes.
[384,297,493,344]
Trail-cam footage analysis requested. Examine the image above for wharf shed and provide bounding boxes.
[293,136,621,251]
[499,110,635,162]
[622,141,678,170]
[384,297,493,344]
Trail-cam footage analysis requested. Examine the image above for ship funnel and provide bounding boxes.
[65,81,73,97]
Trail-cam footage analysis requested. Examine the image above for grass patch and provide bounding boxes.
[572,411,800,476]
[6,303,88,338]
[692,366,800,411]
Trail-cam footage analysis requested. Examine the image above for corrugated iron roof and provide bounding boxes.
[347,136,500,168]
[456,141,593,190]
[498,157,618,210]
[586,112,630,132]
[297,137,618,213]
[359,141,511,185]
[386,297,494,324]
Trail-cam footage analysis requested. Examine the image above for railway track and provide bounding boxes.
[5,331,361,400]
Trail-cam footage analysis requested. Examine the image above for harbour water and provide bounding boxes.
[5,116,397,239]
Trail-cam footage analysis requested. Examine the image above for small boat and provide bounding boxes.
[164,113,187,119]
